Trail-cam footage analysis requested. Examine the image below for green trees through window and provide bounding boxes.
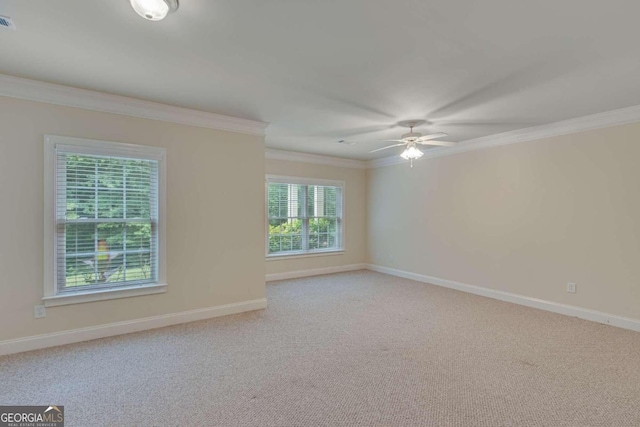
[267,181,343,255]
[60,154,157,289]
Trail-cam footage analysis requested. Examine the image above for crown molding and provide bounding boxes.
[265,148,367,169]
[367,155,411,168]
[0,74,269,136]
[367,103,640,168]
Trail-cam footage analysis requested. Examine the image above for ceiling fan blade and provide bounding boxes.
[379,139,406,143]
[417,140,457,147]
[416,132,448,142]
[369,143,405,153]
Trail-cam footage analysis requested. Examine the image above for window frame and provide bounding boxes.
[265,175,345,259]
[43,135,167,307]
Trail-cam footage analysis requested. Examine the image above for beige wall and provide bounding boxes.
[265,159,367,276]
[0,96,266,341]
[6,92,637,344]
[367,122,640,321]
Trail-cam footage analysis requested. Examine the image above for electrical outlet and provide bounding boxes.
[34,305,46,319]
[567,282,577,293]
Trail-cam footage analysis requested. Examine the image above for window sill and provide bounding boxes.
[42,283,167,307]
[266,250,345,261]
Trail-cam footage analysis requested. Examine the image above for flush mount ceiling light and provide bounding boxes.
[130,0,179,21]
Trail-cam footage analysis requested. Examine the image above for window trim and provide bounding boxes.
[43,135,167,307]
[265,175,345,259]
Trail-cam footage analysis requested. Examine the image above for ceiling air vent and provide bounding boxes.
[0,15,16,30]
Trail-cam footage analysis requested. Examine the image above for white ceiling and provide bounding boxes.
[2,0,640,159]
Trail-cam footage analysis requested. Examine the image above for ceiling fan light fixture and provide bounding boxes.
[400,144,424,168]
[365,121,453,167]
[130,0,179,21]
[400,144,424,160]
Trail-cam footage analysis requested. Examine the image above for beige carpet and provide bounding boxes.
[1,270,640,426]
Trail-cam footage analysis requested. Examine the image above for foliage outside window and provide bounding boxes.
[267,178,343,256]
[46,136,165,301]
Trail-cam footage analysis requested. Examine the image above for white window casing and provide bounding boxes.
[266,175,345,259]
[43,135,167,307]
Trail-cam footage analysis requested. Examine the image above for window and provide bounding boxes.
[266,176,344,257]
[44,136,166,306]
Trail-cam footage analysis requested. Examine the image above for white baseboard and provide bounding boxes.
[366,264,640,333]
[0,298,267,357]
[266,263,367,282]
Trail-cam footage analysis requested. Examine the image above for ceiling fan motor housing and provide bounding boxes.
[401,132,422,141]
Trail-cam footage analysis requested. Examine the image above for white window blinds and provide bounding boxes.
[55,146,159,293]
[267,178,343,256]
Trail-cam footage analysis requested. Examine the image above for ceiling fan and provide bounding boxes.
[369,120,457,167]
